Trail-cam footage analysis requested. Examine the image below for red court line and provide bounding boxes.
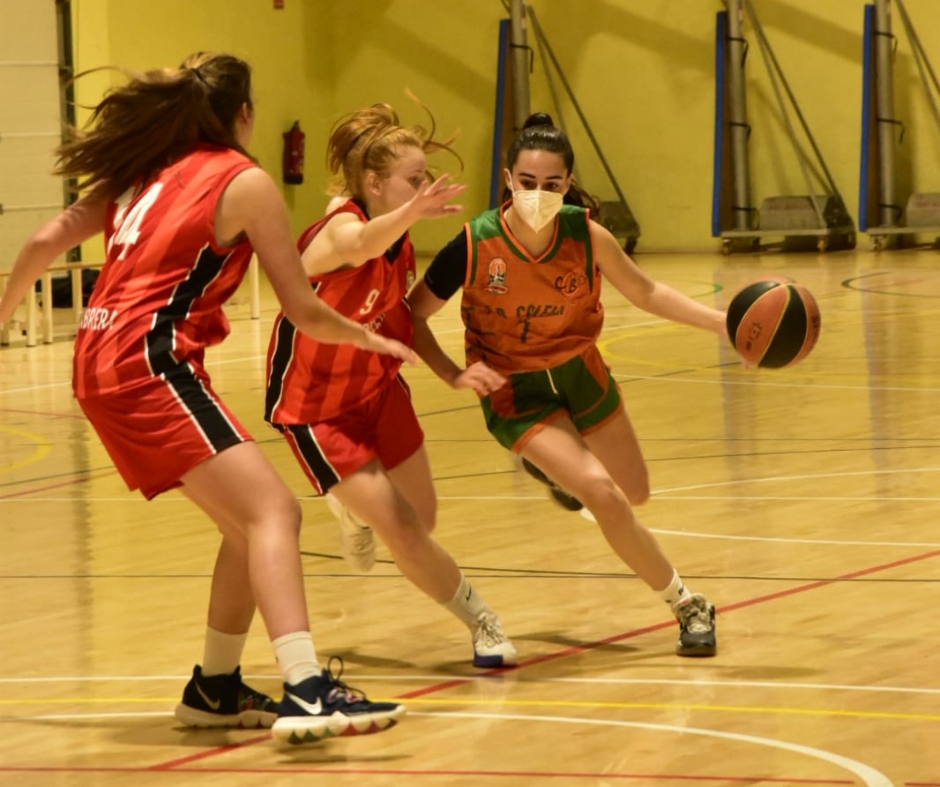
[0,471,116,500]
[8,545,938,779]
[400,547,940,699]
[146,543,940,776]
[147,733,271,769]
[0,407,86,420]
[0,766,855,783]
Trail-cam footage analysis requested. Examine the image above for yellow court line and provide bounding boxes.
[402,696,940,723]
[0,425,52,474]
[4,695,940,723]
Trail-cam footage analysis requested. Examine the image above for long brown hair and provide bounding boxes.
[326,94,461,200]
[56,52,253,198]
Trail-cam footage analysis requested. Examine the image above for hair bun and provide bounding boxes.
[523,112,554,129]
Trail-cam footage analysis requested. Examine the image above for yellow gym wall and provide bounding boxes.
[70,0,334,259]
[68,0,940,255]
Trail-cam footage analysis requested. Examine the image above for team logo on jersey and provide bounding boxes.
[486,257,508,294]
[554,271,588,297]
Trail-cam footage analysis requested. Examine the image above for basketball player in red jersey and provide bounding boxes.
[408,114,728,657]
[264,103,516,668]
[0,53,409,744]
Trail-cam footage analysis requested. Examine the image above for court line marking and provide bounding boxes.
[3,521,934,779]
[4,349,939,395]
[653,466,940,494]
[644,528,940,548]
[0,425,51,474]
[3,675,939,697]
[0,709,891,785]
[3,693,938,724]
[654,495,940,502]
[618,371,940,393]
[416,711,894,787]
[403,696,940,723]
[0,762,861,785]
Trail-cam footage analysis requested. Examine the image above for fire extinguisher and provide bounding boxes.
[282,120,305,185]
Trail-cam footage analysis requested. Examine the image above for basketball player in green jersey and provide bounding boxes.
[407,114,727,657]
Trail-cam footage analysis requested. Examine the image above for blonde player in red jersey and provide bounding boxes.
[408,114,728,658]
[0,53,409,745]
[264,103,517,668]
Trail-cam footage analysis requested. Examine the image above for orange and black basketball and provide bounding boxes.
[726,278,821,368]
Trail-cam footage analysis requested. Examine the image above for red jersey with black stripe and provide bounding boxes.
[72,145,255,399]
[265,199,415,424]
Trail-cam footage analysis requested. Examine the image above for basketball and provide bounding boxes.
[726,278,821,368]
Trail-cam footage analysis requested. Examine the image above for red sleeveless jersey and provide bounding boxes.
[264,200,415,424]
[72,145,255,398]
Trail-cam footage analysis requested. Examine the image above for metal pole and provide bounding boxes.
[528,8,579,181]
[726,0,752,230]
[874,0,897,228]
[526,6,629,210]
[509,0,531,131]
[743,0,826,228]
[895,0,940,133]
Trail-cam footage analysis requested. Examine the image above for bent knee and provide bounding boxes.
[577,475,627,515]
[258,492,303,538]
[625,476,650,506]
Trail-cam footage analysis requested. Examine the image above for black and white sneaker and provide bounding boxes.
[174,665,278,728]
[521,457,583,511]
[271,657,406,745]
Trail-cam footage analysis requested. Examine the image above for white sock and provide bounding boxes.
[201,627,249,677]
[657,570,691,608]
[442,573,487,627]
[272,631,320,686]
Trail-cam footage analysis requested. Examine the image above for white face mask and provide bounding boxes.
[509,177,564,232]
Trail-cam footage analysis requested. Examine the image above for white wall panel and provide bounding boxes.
[0,0,64,271]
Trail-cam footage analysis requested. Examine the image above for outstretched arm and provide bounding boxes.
[305,175,467,276]
[218,167,415,363]
[590,221,727,339]
[0,188,109,324]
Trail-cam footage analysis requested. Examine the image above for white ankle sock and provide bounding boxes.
[442,573,487,627]
[273,631,320,686]
[201,627,249,677]
[657,570,691,607]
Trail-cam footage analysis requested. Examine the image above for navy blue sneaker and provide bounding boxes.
[271,657,405,745]
[174,665,278,728]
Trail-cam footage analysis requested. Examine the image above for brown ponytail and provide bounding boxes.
[56,52,253,198]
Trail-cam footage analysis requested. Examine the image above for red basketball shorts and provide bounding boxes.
[271,375,423,495]
[77,362,251,500]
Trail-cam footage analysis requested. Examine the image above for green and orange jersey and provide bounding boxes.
[456,204,604,375]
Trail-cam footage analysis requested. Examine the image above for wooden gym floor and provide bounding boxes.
[0,248,937,786]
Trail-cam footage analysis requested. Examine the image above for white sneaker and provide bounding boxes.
[471,610,518,668]
[325,493,375,573]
